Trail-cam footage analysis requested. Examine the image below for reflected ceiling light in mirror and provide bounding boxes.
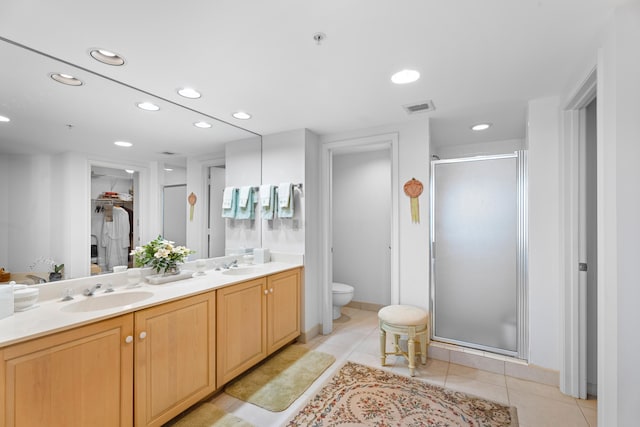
[232,111,251,120]
[194,121,212,128]
[90,49,125,66]
[391,69,420,84]
[137,101,160,111]
[125,169,135,174]
[164,167,174,172]
[177,87,201,99]
[471,123,492,131]
[114,141,133,147]
[0,115,10,122]
[50,73,83,86]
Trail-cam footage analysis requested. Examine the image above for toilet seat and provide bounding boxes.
[332,282,353,293]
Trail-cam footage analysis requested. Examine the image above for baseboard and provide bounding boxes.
[298,323,321,344]
[428,341,560,387]
[346,300,384,312]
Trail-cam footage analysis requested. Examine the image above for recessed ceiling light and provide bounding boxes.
[232,111,251,120]
[391,69,420,84]
[50,73,83,86]
[114,141,133,147]
[90,49,125,66]
[0,115,10,122]
[194,121,212,128]
[125,169,135,174]
[164,168,174,172]
[471,123,492,131]
[177,88,201,99]
[137,102,160,111]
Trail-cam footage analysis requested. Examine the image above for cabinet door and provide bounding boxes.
[267,268,301,354]
[216,278,266,385]
[1,315,134,427]
[134,292,215,427]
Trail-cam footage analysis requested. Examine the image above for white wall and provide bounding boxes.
[261,129,307,254]
[527,96,561,371]
[0,155,9,269]
[332,149,391,305]
[224,137,262,253]
[598,3,640,424]
[6,154,53,273]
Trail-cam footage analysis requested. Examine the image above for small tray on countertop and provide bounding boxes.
[145,270,194,285]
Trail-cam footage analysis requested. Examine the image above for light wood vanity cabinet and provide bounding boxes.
[216,277,267,385]
[266,268,301,354]
[0,266,300,427]
[217,267,301,385]
[1,314,134,427]
[134,292,216,427]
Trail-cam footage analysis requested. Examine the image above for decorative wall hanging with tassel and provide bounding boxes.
[403,178,423,224]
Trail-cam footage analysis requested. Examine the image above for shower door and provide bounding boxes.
[430,152,527,358]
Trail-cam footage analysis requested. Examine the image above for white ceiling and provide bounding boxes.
[0,0,625,162]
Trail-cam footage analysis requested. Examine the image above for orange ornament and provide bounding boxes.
[403,178,423,223]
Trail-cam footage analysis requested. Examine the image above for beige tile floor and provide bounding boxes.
[197,307,597,427]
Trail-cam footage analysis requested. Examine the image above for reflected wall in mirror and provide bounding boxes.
[0,38,262,283]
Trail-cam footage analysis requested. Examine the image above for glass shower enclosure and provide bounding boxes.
[430,152,528,359]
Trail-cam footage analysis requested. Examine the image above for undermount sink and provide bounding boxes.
[221,266,264,276]
[61,291,154,313]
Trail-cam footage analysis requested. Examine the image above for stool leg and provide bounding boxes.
[379,328,387,366]
[408,338,416,376]
[394,334,400,352]
[420,335,427,364]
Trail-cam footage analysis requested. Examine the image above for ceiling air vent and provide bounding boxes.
[161,151,177,155]
[403,100,436,115]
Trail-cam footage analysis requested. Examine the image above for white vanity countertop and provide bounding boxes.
[0,261,302,348]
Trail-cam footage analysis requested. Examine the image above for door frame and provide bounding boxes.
[560,66,596,398]
[320,133,399,334]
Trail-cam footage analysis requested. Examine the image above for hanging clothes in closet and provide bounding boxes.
[101,205,130,271]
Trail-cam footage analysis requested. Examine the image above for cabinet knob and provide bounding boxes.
[139,331,147,340]
[125,335,133,344]
[264,290,268,295]
[269,288,274,293]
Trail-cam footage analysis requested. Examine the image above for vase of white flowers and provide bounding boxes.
[130,236,194,275]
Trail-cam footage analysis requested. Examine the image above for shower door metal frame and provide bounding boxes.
[429,151,529,360]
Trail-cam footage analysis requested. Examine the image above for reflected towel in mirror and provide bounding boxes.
[222,187,238,218]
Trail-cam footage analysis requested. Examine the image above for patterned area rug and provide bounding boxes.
[225,345,336,412]
[287,362,518,426]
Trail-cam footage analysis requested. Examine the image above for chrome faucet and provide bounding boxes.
[223,259,238,269]
[83,283,102,296]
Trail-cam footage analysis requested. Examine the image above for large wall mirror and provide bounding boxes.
[0,38,262,282]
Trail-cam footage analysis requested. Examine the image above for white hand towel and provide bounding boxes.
[238,186,252,208]
[278,182,292,208]
[222,187,236,209]
[277,183,294,218]
[260,184,274,207]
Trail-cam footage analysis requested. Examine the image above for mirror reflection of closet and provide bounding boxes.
[91,166,137,274]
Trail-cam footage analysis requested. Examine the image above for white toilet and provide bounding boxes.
[332,282,354,320]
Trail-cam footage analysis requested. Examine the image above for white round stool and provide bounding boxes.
[378,304,429,376]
